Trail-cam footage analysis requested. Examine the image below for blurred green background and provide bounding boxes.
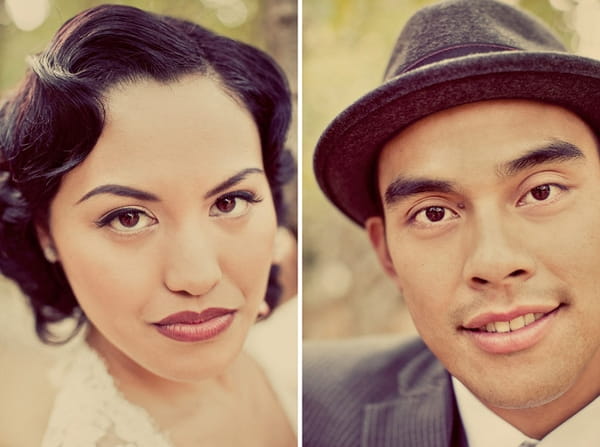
[0,0,297,97]
[303,0,599,339]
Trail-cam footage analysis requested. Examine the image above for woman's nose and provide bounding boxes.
[162,226,222,297]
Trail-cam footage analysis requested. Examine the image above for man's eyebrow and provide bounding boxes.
[204,167,264,199]
[498,140,585,177]
[382,141,585,207]
[76,184,159,205]
[384,178,457,207]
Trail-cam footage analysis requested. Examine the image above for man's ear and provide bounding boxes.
[35,225,59,263]
[365,216,398,280]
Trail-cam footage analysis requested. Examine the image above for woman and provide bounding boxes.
[0,4,296,446]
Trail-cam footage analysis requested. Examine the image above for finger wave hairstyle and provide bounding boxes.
[0,4,294,343]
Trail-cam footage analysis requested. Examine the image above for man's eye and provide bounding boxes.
[518,184,567,206]
[411,206,459,225]
[209,191,263,218]
[96,208,157,233]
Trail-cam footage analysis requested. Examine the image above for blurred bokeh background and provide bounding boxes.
[303,0,600,340]
[0,0,297,369]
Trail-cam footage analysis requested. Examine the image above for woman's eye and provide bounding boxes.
[411,206,459,226]
[96,208,157,233]
[518,184,566,206]
[209,192,262,218]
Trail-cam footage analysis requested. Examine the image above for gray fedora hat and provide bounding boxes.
[314,0,600,226]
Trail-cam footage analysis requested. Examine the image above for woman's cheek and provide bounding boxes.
[228,209,277,303]
[58,235,154,315]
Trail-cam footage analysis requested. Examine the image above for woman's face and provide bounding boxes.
[42,76,277,383]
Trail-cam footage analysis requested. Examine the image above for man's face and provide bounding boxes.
[367,99,600,410]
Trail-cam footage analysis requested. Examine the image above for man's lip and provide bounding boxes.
[154,308,235,325]
[462,304,561,330]
[464,307,561,354]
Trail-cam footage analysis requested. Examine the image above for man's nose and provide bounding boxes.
[462,212,535,290]
[162,225,222,297]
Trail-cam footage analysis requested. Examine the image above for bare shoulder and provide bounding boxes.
[0,342,57,447]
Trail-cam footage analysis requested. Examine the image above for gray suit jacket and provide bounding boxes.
[303,336,468,447]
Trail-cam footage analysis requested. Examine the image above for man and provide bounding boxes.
[304,0,600,446]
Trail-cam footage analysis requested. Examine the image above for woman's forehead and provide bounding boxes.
[58,77,263,199]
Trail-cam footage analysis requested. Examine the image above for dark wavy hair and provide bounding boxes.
[0,4,294,343]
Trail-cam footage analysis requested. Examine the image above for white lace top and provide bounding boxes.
[42,344,173,447]
[40,298,298,447]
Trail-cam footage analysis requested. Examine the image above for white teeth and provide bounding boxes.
[479,312,544,333]
[509,316,525,331]
[495,321,511,333]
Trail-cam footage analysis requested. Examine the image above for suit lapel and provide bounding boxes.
[361,353,463,447]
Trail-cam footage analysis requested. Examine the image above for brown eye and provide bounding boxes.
[209,192,260,218]
[518,183,567,207]
[97,208,156,234]
[412,205,459,227]
[425,206,445,222]
[118,211,140,228]
[215,197,237,213]
[530,185,551,201]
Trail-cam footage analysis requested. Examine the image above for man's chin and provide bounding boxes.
[470,378,571,411]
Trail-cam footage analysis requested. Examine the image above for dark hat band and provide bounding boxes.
[396,43,518,76]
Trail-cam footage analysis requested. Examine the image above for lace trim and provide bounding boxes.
[41,343,173,447]
[41,306,298,446]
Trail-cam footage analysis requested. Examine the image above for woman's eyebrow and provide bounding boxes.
[76,184,159,205]
[204,168,264,199]
[75,167,264,205]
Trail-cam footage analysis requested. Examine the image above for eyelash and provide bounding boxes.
[406,182,569,227]
[94,191,263,230]
[209,190,263,217]
[224,190,262,204]
[407,205,459,227]
[516,183,568,206]
[95,207,156,232]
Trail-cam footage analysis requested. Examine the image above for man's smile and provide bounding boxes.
[463,305,563,334]
[479,312,544,333]
[461,305,564,355]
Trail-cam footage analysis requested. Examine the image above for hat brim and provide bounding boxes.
[313,50,600,226]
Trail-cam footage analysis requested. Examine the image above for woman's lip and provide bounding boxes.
[153,311,236,342]
[463,306,561,354]
[463,304,560,329]
[155,308,235,325]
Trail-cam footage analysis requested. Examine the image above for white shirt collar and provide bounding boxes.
[452,376,536,447]
[452,376,600,447]
[539,394,600,446]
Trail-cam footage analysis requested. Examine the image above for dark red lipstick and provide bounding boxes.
[153,308,235,342]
